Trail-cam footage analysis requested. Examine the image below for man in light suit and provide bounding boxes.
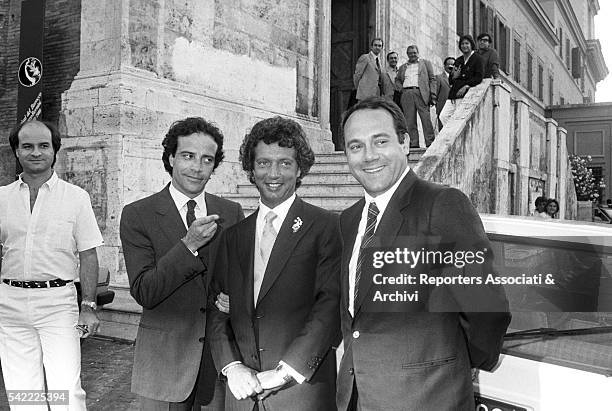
[353,38,384,101]
[207,116,341,411]
[395,45,437,148]
[120,117,244,410]
[337,97,511,411]
[434,56,455,131]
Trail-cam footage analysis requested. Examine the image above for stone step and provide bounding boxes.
[237,183,363,196]
[302,172,358,184]
[310,162,350,173]
[314,152,348,163]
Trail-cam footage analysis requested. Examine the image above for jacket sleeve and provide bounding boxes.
[353,54,368,89]
[280,213,342,381]
[426,60,437,100]
[119,203,207,310]
[428,188,511,371]
[206,230,244,373]
[395,64,405,90]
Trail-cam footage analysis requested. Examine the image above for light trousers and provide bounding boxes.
[0,282,86,411]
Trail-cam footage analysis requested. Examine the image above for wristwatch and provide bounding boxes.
[81,300,97,310]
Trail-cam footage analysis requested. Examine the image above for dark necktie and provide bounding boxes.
[376,57,383,95]
[354,202,379,304]
[186,200,197,228]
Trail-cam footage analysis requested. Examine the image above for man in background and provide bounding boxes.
[354,38,384,101]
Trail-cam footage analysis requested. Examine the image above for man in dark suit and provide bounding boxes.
[353,38,384,101]
[337,97,510,411]
[207,116,341,411]
[120,117,244,410]
[395,45,437,148]
[434,56,455,131]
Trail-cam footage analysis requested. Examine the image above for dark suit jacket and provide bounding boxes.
[119,185,244,402]
[435,73,451,115]
[336,170,511,411]
[395,59,436,104]
[449,52,485,99]
[208,197,341,411]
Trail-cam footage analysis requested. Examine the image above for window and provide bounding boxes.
[456,0,469,37]
[513,38,521,83]
[527,52,533,92]
[538,62,544,101]
[496,19,510,73]
[559,27,563,59]
[566,39,571,69]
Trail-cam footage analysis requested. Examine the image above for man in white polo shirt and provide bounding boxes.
[0,120,103,411]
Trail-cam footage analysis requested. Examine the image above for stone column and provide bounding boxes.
[545,118,558,200]
[557,127,570,219]
[515,98,532,216]
[318,0,331,132]
[492,80,512,215]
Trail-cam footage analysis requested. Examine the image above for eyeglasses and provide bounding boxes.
[479,38,491,42]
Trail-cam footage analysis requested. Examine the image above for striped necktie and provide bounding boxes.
[354,202,379,304]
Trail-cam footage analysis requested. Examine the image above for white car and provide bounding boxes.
[474,215,612,410]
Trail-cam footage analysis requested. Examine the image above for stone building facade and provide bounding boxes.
[0,0,607,292]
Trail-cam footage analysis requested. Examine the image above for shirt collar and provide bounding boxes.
[407,58,420,64]
[464,50,475,63]
[169,182,206,212]
[363,165,410,217]
[258,192,296,224]
[18,171,59,190]
[369,51,380,60]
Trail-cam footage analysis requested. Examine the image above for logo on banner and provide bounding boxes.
[18,57,43,87]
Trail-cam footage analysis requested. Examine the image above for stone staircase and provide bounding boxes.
[224,148,425,214]
[98,148,426,340]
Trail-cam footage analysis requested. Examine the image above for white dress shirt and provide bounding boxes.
[168,183,207,229]
[403,61,420,88]
[348,166,410,316]
[0,172,104,281]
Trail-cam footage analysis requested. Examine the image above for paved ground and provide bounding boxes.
[0,337,139,410]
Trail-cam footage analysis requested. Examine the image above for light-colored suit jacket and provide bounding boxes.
[382,68,400,99]
[353,52,382,100]
[395,59,436,104]
[120,185,244,402]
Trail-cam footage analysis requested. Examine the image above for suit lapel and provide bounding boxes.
[353,170,419,315]
[341,199,364,317]
[256,198,312,306]
[155,185,188,246]
[239,212,257,317]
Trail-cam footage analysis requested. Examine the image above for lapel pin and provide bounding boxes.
[292,217,303,233]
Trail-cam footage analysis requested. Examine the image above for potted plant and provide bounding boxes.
[570,155,606,221]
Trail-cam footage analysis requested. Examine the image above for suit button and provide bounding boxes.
[255,314,264,319]
[352,331,360,339]
[199,337,205,343]
[349,368,354,375]
[200,307,206,313]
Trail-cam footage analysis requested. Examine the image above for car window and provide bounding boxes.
[488,233,612,375]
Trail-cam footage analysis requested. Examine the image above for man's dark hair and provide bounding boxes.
[477,32,493,42]
[406,45,419,53]
[161,117,225,176]
[341,97,407,145]
[239,116,315,188]
[535,196,548,207]
[386,51,398,61]
[9,120,62,167]
[443,56,456,65]
[371,37,383,46]
[458,34,476,51]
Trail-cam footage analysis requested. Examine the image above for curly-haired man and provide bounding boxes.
[208,116,341,410]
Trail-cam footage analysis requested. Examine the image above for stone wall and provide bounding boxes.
[386,0,455,73]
